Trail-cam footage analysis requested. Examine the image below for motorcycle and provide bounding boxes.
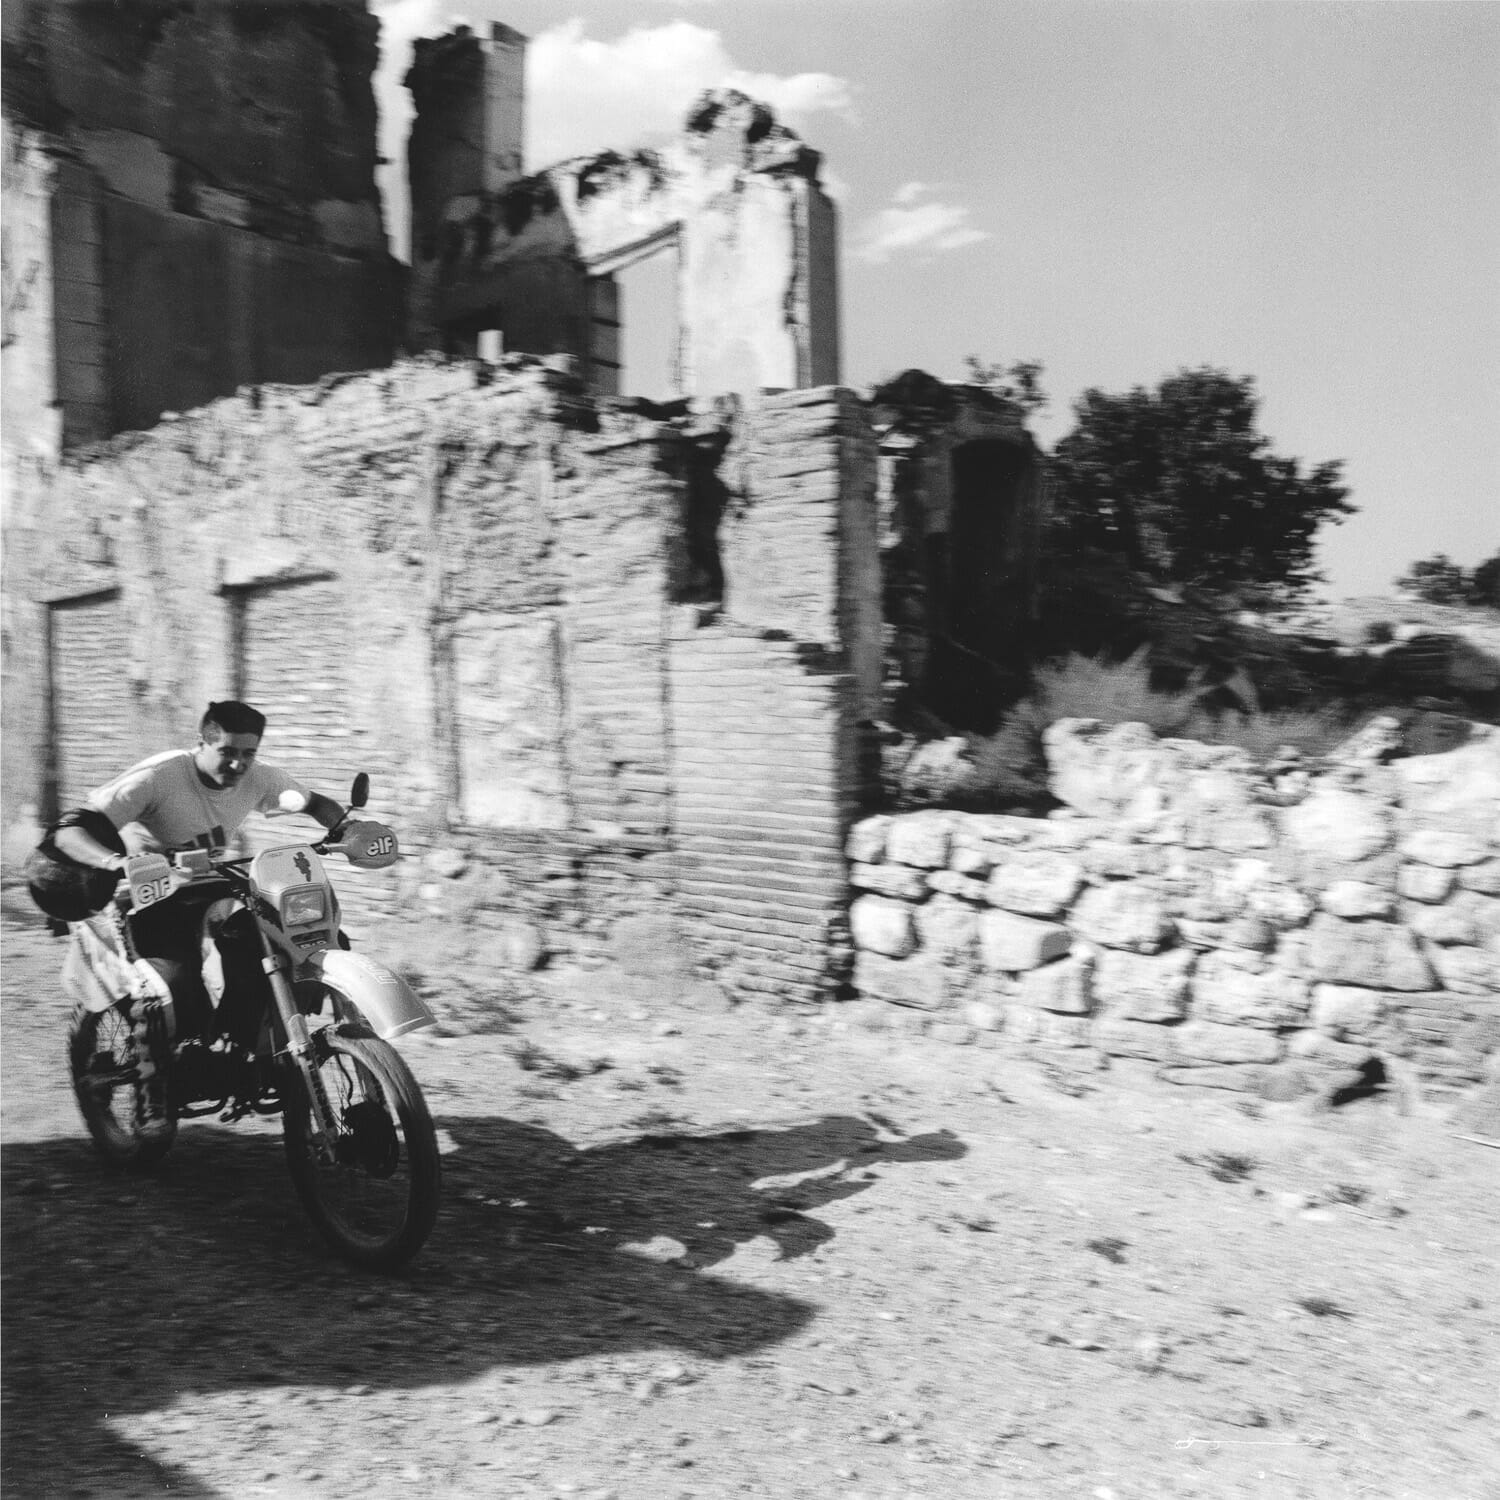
[61,774,441,1271]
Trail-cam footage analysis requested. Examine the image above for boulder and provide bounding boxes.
[1430,945,1499,996]
[1310,984,1387,1041]
[1175,1021,1284,1064]
[1282,786,1395,863]
[1458,859,1500,896]
[1320,881,1394,919]
[979,910,1071,972]
[854,949,946,1009]
[1191,951,1311,1029]
[850,895,918,957]
[846,815,892,864]
[1017,953,1095,1014]
[1094,1015,1182,1061]
[1094,948,1196,1022]
[1072,883,1174,953]
[914,894,981,970]
[926,869,990,902]
[885,811,954,870]
[1400,829,1491,868]
[1303,914,1436,991]
[1396,863,1456,903]
[986,851,1086,918]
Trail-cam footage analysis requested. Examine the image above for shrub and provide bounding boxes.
[945,649,1360,809]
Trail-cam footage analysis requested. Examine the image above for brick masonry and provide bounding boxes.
[3,360,886,1000]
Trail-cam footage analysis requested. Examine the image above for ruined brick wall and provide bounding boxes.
[845,722,1500,1106]
[2,0,399,449]
[669,389,880,1002]
[3,361,887,998]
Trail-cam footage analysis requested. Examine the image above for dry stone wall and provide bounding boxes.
[846,718,1500,1105]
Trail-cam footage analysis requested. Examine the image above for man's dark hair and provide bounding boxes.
[201,700,267,739]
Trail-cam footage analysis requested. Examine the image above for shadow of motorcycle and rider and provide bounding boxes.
[2,1108,966,1496]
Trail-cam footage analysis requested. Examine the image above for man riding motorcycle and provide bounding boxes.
[47,700,348,1042]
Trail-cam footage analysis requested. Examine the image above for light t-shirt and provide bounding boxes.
[87,749,309,853]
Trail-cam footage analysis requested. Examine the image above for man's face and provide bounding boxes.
[194,729,261,789]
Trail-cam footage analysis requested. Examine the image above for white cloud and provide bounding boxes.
[528,20,853,165]
[371,0,445,257]
[855,183,990,266]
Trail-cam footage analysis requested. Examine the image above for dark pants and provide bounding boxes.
[128,894,267,1048]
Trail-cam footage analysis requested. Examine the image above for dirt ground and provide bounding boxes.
[3,906,1497,1500]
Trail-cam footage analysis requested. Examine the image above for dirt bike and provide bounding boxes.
[61,775,441,1271]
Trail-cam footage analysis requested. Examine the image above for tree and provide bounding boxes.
[1396,550,1500,608]
[962,355,1049,417]
[1047,368,1354,597]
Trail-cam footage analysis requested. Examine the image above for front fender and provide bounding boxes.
[307,949,436,1040]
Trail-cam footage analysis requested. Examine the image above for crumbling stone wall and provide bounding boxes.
[845,721,1500,1105]
[3,359,889,1000]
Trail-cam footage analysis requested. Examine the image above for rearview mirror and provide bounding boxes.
[350,772,370,809]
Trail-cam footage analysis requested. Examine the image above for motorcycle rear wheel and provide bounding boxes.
[66,1002,177,1168]
[281,1027,440,1271]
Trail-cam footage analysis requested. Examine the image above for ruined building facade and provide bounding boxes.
[3,5,1044,1004]
[1,0,401,458]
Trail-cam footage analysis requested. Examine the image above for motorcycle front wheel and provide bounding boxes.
[66,1002,177,1169]
[281,1027,440,1271]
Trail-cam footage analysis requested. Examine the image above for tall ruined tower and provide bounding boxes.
[1,0,400,458]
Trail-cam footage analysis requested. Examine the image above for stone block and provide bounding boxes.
[1320,881,1394,919]
[1400,829,1490,868]
[853,949,946,1009]
[979,910,1072,972]
[986,851,1086,918]
[1198,809,1278,853]
[1303,914,1436,991]
[1287,1029,1375,1068]
[928,1021,975,1046]
[1458,859,1500,896]
[1245,882,1316,929]
[1310,984,1387,1041]
[927,870,990,903]
[962,1000,1006,1031]
[948,821,997,878]
[850,895,917,957]
[1176,1021,1284,1064]
[1094,947,1195,1021]
[1397,864,1456,903]
[1191,952,1311,1029]
[885,812,953,870]
[1071,883,1174,953]
[850,862,929,901]
[846,815,892,864]
[1094,1015,1182,1061]
[1175,916,1276,953]
[1158,1063,1270,1093]
[1405,902,1478,946]
[1430,945,1499,996]
[1017,953,1095,1014]
[1081,839,1163,880]
[1008,1005,1093,1049]
[1282,786,1396,863]
[914,894,980,970]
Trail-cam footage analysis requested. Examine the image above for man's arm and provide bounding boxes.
[51,825,128,873]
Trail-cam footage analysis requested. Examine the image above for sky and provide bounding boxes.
[371,0,1498,600]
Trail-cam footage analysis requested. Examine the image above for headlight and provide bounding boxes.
[281,887,327,926]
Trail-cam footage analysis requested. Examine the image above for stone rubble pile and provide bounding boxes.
[845,717,1500,1102]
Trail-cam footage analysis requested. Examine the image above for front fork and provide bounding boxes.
[257,928,340,1161]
